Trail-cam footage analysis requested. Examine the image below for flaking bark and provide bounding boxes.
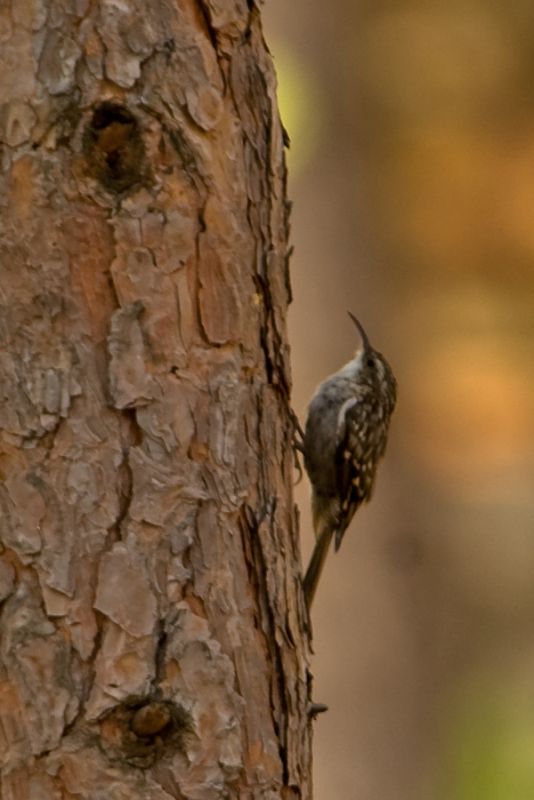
[0,2,311,798]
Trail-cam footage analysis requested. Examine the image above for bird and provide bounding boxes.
[302,312,397,608]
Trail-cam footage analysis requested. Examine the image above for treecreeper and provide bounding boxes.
[302,313,397,608]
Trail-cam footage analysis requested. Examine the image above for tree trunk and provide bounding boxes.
[0,2,311,797]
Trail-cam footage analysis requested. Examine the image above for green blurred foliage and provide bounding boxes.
[444,679,534,800]
[270,44,323,174]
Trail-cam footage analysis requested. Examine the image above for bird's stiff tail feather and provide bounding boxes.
[303,526,335,609]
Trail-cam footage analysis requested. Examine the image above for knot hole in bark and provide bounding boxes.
[83,102,146,193]
[99,698,192,767]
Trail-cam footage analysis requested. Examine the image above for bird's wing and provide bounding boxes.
[333,397,369,550]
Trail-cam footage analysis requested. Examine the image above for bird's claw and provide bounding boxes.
[289,409,305,484]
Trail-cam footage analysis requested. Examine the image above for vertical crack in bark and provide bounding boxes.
[196,0,219,52]
[245,382,298,791]
[113,407,142,540]
[154,615,168,686]
[245,501,293,791]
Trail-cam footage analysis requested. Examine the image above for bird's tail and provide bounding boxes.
[303,526,335,609]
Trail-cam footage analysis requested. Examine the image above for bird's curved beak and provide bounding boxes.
[347,311,371,352]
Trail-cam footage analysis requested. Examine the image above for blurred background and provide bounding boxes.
[263,2,534,799]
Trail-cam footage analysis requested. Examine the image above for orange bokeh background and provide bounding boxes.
[264,3,534,798]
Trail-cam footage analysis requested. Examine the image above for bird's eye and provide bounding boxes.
[366,357,374,368]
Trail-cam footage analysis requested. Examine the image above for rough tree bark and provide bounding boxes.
[0,2,311,798]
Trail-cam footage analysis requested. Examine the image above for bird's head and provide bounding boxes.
[347,311,397,410]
